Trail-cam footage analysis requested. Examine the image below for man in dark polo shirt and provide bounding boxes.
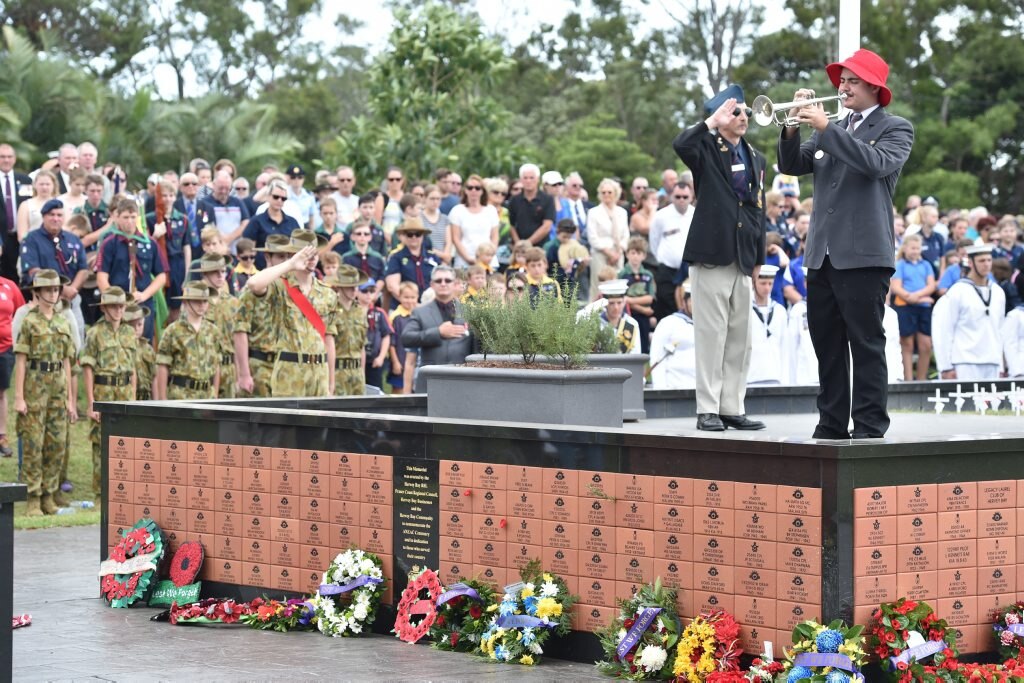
[507,163,555,245]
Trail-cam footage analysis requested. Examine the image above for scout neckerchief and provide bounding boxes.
[283,275,326,341]
[602,312,633,353]
[752,301,774,337]
[958,277,992,316]
[52,233,70,276]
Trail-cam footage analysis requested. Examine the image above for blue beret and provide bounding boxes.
[41,199,64,215]
[703,84,746,115]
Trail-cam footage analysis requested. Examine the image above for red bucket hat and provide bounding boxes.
[826,48,892,107]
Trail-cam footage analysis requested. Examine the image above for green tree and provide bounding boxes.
[545,114,655,189]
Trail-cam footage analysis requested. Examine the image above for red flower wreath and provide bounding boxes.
[100,518,165,608]
[394,568,443,643]
[169,542,204,587]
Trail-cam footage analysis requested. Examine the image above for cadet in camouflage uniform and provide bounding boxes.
[245,230,337,397]
[81,286,136,499]
[191,253,238,398]
[14,270,78,517]
[327,265,368,395]
[234,234,291,397]
[125,304,155,400]
[155,281,220,400]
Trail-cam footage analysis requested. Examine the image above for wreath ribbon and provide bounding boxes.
[436,583,481,605]
[496,614,559,629]
[319,575,382,595]
[794,653,860,673]
[888,640,946,669]
[1009,624,1024,637]
[616,607,662,662]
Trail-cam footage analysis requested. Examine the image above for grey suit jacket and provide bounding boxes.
[400,299,473,368]
[777,107,914,271]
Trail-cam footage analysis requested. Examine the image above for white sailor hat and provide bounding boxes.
[965,244,993,256]
[757,265,779,279]
[598,279,629,297]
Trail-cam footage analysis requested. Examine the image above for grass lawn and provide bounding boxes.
[0,394,100,530]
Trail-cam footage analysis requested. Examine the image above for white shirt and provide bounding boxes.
[785,301,818,385]
[649,204,692,269]
[586,204,629,254]
[1003,307,1024,378]
[932,279,1006,371]
[331,192,360,224]
[650,311,696,389]
[883,305,902,383]
[747,297,788,384]
[448,204,499,268]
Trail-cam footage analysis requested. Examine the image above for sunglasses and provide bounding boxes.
[352,231,371,236]
[633,186,648,191]
[270,194,287,201]
[465,185,483,191]
[387,177,403,182]
[234,186,247,191]
[509,286,525,292]
[491,190,507,196]
[733,107,753,117]
[238,255,255,261]
[673,195,692,200]
[548,182,564,187]
[181,181,197,186]
[432,278,454,284]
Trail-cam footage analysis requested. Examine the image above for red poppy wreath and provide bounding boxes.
[393,568,443,643]
[169,542,204,587]
[99,518,166,608]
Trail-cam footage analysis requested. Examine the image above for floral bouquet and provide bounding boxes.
[782,619,867,683]
[672,610,743,682]
[745,656,785,682]
[477,561,577,665]
[393,567,443,644]
[866,598,959,681]
[239,597,316,632]
[430,578,497,652]
[309,548,387,637]
[596,577,680,680]
[992,602,1024,660]
[168,598,256,625]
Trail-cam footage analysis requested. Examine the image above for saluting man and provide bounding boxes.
[234,233,291,397]
[673,83,768,432]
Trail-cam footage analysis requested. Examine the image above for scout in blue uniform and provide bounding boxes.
[95,197,168,340]
[357,278,392,389]
[385,220,439,305]
[146,181,197,310]
[342,217,387,286]
[618,235,656,354]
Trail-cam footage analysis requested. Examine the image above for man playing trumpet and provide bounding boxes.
[777,49,914,439]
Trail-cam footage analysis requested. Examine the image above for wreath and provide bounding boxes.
[672,610,742,682]
[743,656,784,682]
[309,548,386,637]
[239,597,316,632]
[169,541,204,587]
[429,577,497,652]
[99,518,166,608]
[393,567,443,643]
[782,619,867,683]
[168,598,255,625]
[992,601,1024,661]
[866,598,959,681]
[596,577,680,680]
[477,560,577,665]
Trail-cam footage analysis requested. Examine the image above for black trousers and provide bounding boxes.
[1,231,18,283]
[806,257,892,436]
[654,263,679,321]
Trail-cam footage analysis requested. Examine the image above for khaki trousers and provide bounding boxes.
[690,262,752,416]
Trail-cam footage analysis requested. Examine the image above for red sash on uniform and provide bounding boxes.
[283,279,326,342]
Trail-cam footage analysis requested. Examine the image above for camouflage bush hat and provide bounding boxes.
[173,281,212,302]
[123,303,151,321]
[30,269,70,289]
[189,253,231,273]
[328,264,368,288]
[280,230,327,253]
[91,286,128,306]
[254,234,292,253]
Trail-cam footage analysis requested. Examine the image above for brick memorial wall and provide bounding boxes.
[853,481,1021,654]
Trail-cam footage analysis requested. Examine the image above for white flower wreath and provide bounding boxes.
[310,548,386,637]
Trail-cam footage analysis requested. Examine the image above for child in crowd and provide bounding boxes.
[524,247,560,302]
[320,251,341,279]
[545,219,587,296]
[232,237,258,291]
[387,281,418,395]
[124,304,155,400]
[992,258,1020,312]
[349,193,388,255]
[508,241,530,273]
[65,214,91,242]
[342,216,387,293]
[357,279,391,389]
[474,242,497,273]
[487,274,506,301]
[592,265,619,301]
[319,197,349,257]
[461,265,487,303]
[619,235,655,354]
[200,227,228,259]
[891,233,936,380]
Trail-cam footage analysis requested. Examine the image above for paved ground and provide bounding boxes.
[13,527,603,682]
[624,410,1022,441]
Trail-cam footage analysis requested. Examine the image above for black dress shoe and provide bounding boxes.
[696,413,725,431]
[811,425,850,439]
[851,432,885,439]
[720,415,766,430]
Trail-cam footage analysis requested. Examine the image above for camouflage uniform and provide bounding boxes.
[16,307,75,500]
[80,316,136,496]
[135,337,156,400]
[263,273,337,397]
[334,302,367,395]
[233,288,276,397]
[207,292,239,398]
[157,283,221,400]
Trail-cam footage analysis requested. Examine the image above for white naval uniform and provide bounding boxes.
[747,297,788,384]
[932,278,1006,379]
[883,305,902,383]
[601,312,642,355]
[650,311,696,389]
[1002,306,1024,378]
[785,300,818,385]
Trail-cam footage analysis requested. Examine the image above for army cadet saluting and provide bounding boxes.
[326,265,368,395]
[125,303,155,400]
[14,269,78,516]
[191,253,238,398]
[155,281,220,400]
[80,286,136,499]
[234,233,291,397]
[246,230,337,397]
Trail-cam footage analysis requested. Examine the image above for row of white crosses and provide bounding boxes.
[927,383,1024,416]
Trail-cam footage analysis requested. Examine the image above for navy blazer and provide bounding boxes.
[0,171,32,234]
[777,107,914,271]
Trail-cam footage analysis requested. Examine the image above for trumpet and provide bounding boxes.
[751,92,848,127]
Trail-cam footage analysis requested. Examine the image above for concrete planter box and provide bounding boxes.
[419,362,631,428]
[466,354,649,421]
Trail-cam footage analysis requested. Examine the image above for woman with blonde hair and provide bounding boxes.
[448,173,498,268]
[17,170,59,240]
[586,178,629,298]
